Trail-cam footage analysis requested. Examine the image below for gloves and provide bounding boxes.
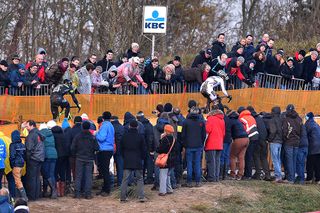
[227,95,232,103]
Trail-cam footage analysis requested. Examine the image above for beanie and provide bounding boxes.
[61,118,70,130]
[237,56,245,64]
[74,116,82,124]
[129,120,138,128]
[286,104,295,112]
[298,50,306,57]
[156,104,164,113]
[237,106,246,114]
[11,130,21,143]
[0,60,9,67]
[82,121,91,130]
[188,100,197,109]
[164,124,174,134]
[102,111,112,120]
[164,103,173,112]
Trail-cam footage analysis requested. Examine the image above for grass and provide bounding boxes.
[188,180,320,213]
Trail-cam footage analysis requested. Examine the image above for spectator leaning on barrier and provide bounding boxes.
[25,63,41,91]
[302,51,318,84]
[264,49,284,75]
[10,65,27,95]
[169,56,184,82]
[76,63,95,94]
[293,50,306,79]
[25,54,47,83]
[9,54,23,73]
[45,57,70,87]
[156,64,177,86]
[63,63,79,90]
[142,57,162,93]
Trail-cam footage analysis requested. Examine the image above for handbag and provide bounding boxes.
[155,137,175,168]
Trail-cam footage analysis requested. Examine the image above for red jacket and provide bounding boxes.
[205,110,225,151]
[226,58,245,80]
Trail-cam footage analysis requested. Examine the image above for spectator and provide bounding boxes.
[70,56,80,70]
[37,47,49,68]
[97,50,115,73]
[191,48,212,68]
[45,58,69,87]
[95,111,115,196]
[264,50,284,76]
[241,60,256,87]
[0,136,6,189]
[302,51,318,84]
[127,43,140,59]
[305,112,320,184]
[225,57,246,88]
[24,120,45,201]
[63,64,79,90]
[142,58,162,93]
[280,57,295,89]
[220,108,232,180]
[182,107,206,187]
[156,124,177,196]
[205,107,225,182]
[316,43,320,55]
[91,66,109,93]
[231,38,246,52]
[266,38,275,58]
[101,65,120,92]
[296,124,308,184]
[227,45,244,58]
[257,33,270,45]
[255,43,267,54]
[293,50,306,79]
[115,53,129,67]
[282,104,302,183]
[76,63,95,94]
[0,188,14,212]
[9,65,27,95]
[116,57,147,88]
[183,64,206,86]
[0,60,10,90]
[169,56,184,82]
[211,33,226,59]
[227,110,249,180]
[253,51,266,74]
[209,53,228,77]
[244,34,255,61]
[71,121,99,199]
[25,63,41,94]
[83,53,97,67]
[120,120,146,202]
[238,107,259,179]
[8,54,23,73]
[9,130,28,201]
[156,64,177,87]
[25,54,47,83]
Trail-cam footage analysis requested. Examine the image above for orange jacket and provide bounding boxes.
[239,110,259,140]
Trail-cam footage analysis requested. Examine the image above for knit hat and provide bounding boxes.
[61,118,70,129]
[173,107,181,115]
[47,120,57,129]
[95,66,103,72]
[0,60,8,67]
[74,116,82,124]
[276,50,284,57]
[173,56,181,62]
[156,104,164,113]
[81,113,89,120]
[237,106,246,114]
[39,123,48,130]
[11,54,20,60]
[298,50,306,57]
[82,121,91,130]
[164,124,174,134]
[11,130,21,143]
[237,56,245,64]
[129,120,138,128]
[306,112,314,120]
[164,103,173,112]
[206,48,212,55]
[287,57,294,62]
[311,51,319,57]
[102,111,112,120]
[188,100,197,109]
[136,111,144,118]
[286,104,295,112]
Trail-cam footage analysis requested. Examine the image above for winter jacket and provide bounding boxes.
[45,62,67,86]
[225,58,246,81]
[280,63,294,80]
[25,128,45,162]
[224,115,232,144]
[253,55,265,74]
[266,107,283,144]
[293,58,304,79]
[0,132,12,175]
[25,70,41,88]
[302,56,317,83]
[96,121,115,151]
[173,64,184,82]
[126,49,140,59]
[9,138,25,168]
[305,119,320,155]
[282,110,302,147]
[120,128,146,170]
[71,130,99,162]
[227,111,248,139]
[40,128,57,159]
[96,58,115,73]
[211,40,226,59]
[156,135,177,168]
[205,110,225,151]
[209,57,226,77]
[182,113,206,148]
[0,196,14,213]
[51,126,68,158]
[111,119,124,154]
[191,51,211,68]
[116,62,144,84]
[9,70,27,88]
[0,69,10,87]
[142,63,162,85]
[137,117,154,152]
[8,63,21,73]
[123,112,145,136]
[65,123,82,156]
[239,110,259,141]
[264,55,281,75]
[0,139,6,169]
[25,61,46,83]
[251,111,268,141]
[156,69,178,85]
[299,125,309,148]
[244,43,255,61]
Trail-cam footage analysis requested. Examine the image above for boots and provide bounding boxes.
[48,178,57,199]
[56,181,61,197]
[18,188,28,202]
[60,182,65,197]
[42,179,50,197]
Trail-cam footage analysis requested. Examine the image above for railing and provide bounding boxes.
[1,73,319,96]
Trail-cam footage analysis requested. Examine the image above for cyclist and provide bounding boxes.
[50,79,81,120]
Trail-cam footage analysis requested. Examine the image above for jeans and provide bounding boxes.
[6,172,16,197]
[244,140,256,178]
[26,159,42,200]
[55,157,68,182]
[120,169,144,200]
[159,168,173,194]
[284,145,298,182]
[296,147,308,183]
[186,147,202,183]
[75,159,93,196]
[205,150,222,181]
[114,151,124,186]
[97,151,113,193]
[144,152,154,183]
[220,143,231,168]
[42,158,57,182]
[269,143,282,180]
[153,153,160,187]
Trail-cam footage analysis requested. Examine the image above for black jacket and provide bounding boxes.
[71,130,99,162]
[0,69,10,87]
[156,70,178,85]
[9,139,26,168]
[51,126,69,158]
[282,110,302,147]
[25,128,45,162]
[211,41,226,59]
[182,113,206,148]
[305,119,320,155]
[280,63,294,80]
[293,59,304,79]
[156,135,177,168]
[96,58,116,73]
[302,56,317,83]
[251,111,268,141]
[266,107,283,144]
[227,111,248,139]
[137,117,154,152]
[191,51,211,68]
[111,119,124,155]
[142,63,162,85]
[127,49,140,59]
[224,115,232,144]
[264,55,280,75]
[209,57,226,77]
[120,128,146,170]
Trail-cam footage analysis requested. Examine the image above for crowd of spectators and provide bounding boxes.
[1,35,320,95]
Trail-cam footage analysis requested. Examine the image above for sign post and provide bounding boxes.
[142,6,167,58]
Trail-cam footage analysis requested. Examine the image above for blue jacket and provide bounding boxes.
[0,195,13,213]
[0,139,6,169]
[9,135,26,168]
[96,121,115,151]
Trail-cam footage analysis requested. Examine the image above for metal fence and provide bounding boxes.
[1,73,319,96]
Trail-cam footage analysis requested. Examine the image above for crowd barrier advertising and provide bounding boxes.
[1,88,320,123]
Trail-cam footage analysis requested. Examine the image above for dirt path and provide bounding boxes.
[28,181,259,213]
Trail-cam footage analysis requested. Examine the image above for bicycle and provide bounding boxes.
[57,106,81,122]
[202,95,232,114]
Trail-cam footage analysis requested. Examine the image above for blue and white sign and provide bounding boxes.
[143,6,167,34]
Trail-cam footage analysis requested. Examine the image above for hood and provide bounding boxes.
[51,125,63,134]
[61,118,71,130]
[137,117,150,124]
[227,110,239,119]
[217,56,226,66]
[40,128,53,137]
[37,47,46,54]
[187,113,201,120]
[11,130,21,143]
[262,112,272,119]
[124,112,135,125]
[286,110,299,118]
[271,106,281,115]
[240,110,252,117]
[208,109,224,117]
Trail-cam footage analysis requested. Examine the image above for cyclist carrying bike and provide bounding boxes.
[50,79,81,120]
